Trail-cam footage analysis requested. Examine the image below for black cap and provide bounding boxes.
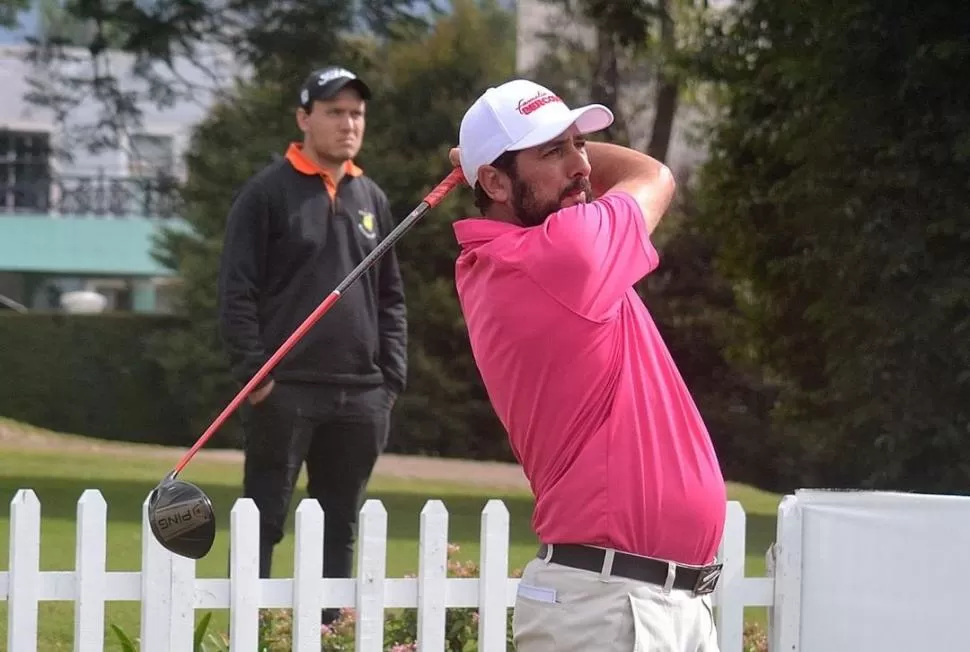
[298,66,372,109]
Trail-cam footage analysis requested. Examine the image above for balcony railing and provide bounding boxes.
[0,173,183,219]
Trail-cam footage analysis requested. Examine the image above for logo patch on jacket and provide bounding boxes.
[357,210,377,240]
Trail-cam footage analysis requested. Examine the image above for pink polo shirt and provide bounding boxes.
[453,191,726,566]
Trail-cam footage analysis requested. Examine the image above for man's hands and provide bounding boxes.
[449,148,461,169]
[249,378,275,405]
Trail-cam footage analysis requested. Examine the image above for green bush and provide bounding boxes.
[0,312,194,446]
[108,544,771,651]
[109,544,518,651]
[743,623,769,652]
[258,544,520,651]
[0,305,777,485]
[0,310,507,456]
[0,309,511,458]
[110,611,229,651]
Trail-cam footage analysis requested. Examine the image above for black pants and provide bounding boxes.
[238,382,393,621]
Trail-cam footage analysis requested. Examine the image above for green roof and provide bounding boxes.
[0,214,189,277]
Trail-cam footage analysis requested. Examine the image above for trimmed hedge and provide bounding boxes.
[0,312,513,460]
[0,311,769,484]
[0,312,193,445]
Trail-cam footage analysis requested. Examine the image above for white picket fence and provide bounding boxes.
[1,489,773,651]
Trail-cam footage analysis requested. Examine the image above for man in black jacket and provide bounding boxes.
[216,66,407,623]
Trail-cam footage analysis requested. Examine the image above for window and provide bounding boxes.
[0,130,52,212]
[128,133,175,177]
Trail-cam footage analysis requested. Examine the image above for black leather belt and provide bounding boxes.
[536,543,722,595]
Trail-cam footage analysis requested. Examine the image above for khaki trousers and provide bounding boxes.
[512,556,720,651]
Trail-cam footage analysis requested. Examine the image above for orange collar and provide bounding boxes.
[285,143,362,199]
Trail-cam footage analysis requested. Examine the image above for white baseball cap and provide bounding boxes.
[458,79,614,187]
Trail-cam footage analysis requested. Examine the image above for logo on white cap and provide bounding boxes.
[516,91,563,115]
[458,79,614,188]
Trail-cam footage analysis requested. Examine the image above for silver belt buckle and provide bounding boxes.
[691,563,722,595]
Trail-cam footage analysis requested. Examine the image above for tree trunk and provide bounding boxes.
[648,78,678,163]
[646,0,678,163]
[590,24,629,146]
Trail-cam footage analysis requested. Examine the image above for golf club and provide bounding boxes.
[148,167,466,559]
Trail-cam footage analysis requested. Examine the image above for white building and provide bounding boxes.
[0,40,242,312]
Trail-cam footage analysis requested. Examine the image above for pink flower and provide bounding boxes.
[320,624,333,637]
[390,644,417,652]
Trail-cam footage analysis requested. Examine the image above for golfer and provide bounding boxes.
[217,66,407,625]
[449,79,727,650]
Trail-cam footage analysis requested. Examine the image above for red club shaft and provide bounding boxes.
[171,167,465,476]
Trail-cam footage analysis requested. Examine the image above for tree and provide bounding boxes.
[147,79,298,447]
[35,0,100,46]
[694,0,970,491]
[521,0,780,486]
[22,0,434,151]
[150,0,518,458]
[525,0,712,164]
[0,0,30,28]
[353,0,519,459]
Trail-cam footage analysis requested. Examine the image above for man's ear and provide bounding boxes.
[296,107,310,133]
[477,165,512,204]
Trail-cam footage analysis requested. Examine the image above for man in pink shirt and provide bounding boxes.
[449,79,728,650]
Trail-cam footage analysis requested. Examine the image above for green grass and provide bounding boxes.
[0,439,780,651]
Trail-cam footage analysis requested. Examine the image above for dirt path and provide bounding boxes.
[0,418,531,491]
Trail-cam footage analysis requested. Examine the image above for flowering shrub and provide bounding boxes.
[110,543,771,652]
[742,622,769,652]
[256,543,519,651]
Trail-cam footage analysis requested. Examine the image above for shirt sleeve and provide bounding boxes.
[523,191,660,320]
[217,179,272,389]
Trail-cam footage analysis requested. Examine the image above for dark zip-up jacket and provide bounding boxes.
[217,143,407,395]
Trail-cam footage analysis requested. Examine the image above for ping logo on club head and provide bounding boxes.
[153,498,212,538]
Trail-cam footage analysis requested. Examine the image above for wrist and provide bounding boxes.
[586,142,665,195]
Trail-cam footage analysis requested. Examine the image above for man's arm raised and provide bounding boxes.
[585,141,676,235]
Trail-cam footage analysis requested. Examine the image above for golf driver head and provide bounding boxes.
[148,476,216,560]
